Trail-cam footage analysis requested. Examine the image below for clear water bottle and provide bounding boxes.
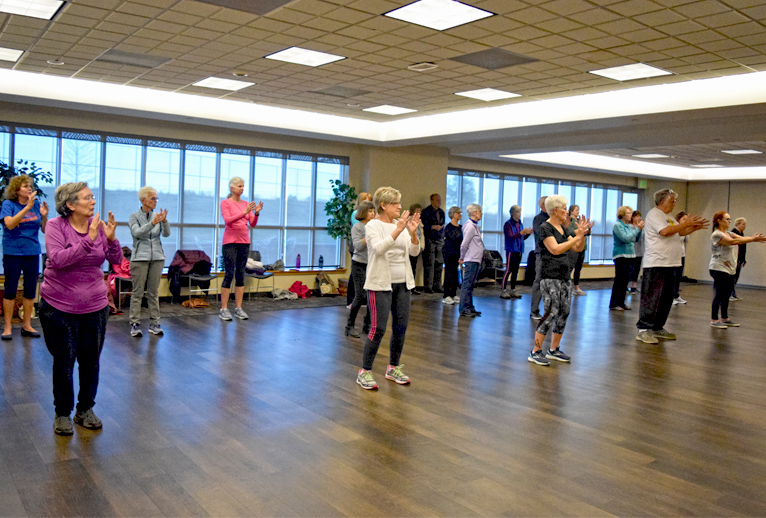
[318,255,324,269]
[296,254,301,269]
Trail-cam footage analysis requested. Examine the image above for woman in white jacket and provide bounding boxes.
[356,186,421,390]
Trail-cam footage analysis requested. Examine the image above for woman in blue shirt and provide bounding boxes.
[2,175,48,340]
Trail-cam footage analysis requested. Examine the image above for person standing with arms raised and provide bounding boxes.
[420,193,445,294]
[636,189,708,344]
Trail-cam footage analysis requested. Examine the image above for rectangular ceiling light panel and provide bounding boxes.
[722,149,762,154]
[193,77,254,91]
[590,63,672,81]
[0,46,24,62]
[633,153,669,158]
[385,0,493,31]
[363,105,417,115]
[455,88,520,101]
[0,0,64,20]
[266,47,345,67]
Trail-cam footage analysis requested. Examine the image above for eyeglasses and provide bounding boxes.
[79,195,96,202]
[148,197,159,201]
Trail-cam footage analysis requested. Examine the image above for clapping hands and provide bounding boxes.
[89,212,117,241]
[407,211,421,235]
[575,215,594,237]
[152,208,168,225]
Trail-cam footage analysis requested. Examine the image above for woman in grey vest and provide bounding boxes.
[128,186,170,338]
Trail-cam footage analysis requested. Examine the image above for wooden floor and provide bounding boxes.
[2,283,766,517]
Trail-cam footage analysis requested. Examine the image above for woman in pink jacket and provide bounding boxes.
[219,177,262,321]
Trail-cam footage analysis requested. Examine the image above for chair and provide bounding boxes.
[168,250,217,303]
[244,250,275,299]
[114,276,132,309]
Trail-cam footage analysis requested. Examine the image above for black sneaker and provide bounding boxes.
[530,313,543,320]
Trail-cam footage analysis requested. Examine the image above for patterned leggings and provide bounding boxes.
[537,278,572,335]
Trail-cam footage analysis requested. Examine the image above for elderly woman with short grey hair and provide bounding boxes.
[40,182,123,435]
[128,186,170,338]
[458,203,484,317]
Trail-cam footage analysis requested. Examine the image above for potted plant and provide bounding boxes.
[0,159,53,200]
[324,179,357,243]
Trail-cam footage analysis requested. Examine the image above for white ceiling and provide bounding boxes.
[1,0,766,180]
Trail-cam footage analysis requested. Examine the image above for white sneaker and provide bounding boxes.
[673,297,687,305]
[574,288,586,296]
[442,296,453,304]
[219,308,233,321]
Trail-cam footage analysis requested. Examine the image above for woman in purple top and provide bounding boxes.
[39,182,123,436]
[2,174,48,340]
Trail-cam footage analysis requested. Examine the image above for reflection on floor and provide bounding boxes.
[1,283,765,516]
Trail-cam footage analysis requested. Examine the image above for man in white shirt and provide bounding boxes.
[636,189,708,344]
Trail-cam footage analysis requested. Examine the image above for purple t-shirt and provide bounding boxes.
[40,217,123,314]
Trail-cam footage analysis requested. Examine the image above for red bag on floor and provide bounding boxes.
[289,281,312,298]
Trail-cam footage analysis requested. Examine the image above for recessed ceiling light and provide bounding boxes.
[47,58,65,65]
[455,88,521,102]
[0,0,64,20]
[0,47,23,62]
[192,77,254,91]
[690,164,723,168]
[232,70,248,78]
[265,47,344,67]
[590,63,672,81]
[363,105,417,116]
[722,149,762,155]
[385,0,494,31]
[633,153,670,158]
[408,62,438,72]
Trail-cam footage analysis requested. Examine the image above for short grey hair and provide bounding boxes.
[227,176,244,198]
[466,203,482,217]
[448,206,461,218]
[510,204,521,217]
[55,182,88,217]
[654,189,677,206]
[544,195,568,214]
[372,186,401,214]
[138,186,156,202]
[734,217,746,226]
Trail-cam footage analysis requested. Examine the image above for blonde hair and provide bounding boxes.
[544,195,568,214]
[138,186,157,202]
[617,206,633,220]
[372,186,401,214]
[356,191,372,208]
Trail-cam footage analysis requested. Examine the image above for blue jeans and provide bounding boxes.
[459,261,480,314]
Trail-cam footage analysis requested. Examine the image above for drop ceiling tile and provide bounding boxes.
[473,34,520,48]
[640,36,686,50]
[736,32,766,45]
[698,38,744,52]
[146,20,189,34]
[324,7,375,24]
[266,8,315,25]
[288,0,339,16]
[64,4,111,19]
[696,10,750,28]
[85,30,126,43]
[4,25,47,37]
[674,0,730,17]
[678,30,727,44]
[567,8,623,25]
[247,17,292,33]
[585,35,631,48]
[196,18,240,33]
[536,17,584,34]
[50,24,91,37]
[740,4,766,19]
[0,34,34,46]
[507,6,559,24]
[504,26,550,41]
[302,17,349,32]
[594,18,646,34]
[539,0,594,15]
[716,46,760,58]
[718,22,764,38]
[105,12,149,27]
[621,27,668,42]
[183,27,224,40]
[663,45,707,57]
[655,19,706,35]
[74,0,120,7]
[682,52,724,64]
[608,0,666,16]
[156,42,195,54]
[529,34,576,48]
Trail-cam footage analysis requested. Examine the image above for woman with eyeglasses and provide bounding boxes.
[2,174,48,340]
[708,211,765,328]
[39,182,124,435]
[128,186,170,338]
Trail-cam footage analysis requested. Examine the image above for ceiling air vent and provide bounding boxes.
[408,62,438,72]
[194,0,294,16]
[96,49,171,69]
[449,48,537,70]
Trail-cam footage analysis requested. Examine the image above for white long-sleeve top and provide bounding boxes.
[363,218,420,291]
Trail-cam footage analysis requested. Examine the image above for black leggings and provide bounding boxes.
[572,251,585,285]
[501,251,522,290]
[347,260,370,332]
[221,243,249,288]
[710,269,735,320]
[362,284,410,370]
[3,254,39,300]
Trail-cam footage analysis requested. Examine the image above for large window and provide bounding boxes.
[447,169,641,264]
[0,124,349,273]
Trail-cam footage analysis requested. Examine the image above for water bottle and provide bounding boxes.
[296,254,301,269]
[318,255,324,269]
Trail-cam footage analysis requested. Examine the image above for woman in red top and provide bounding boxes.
[219,177,262,321]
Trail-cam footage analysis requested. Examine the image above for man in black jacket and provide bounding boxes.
[730,217,747,301]
[421,193,445,293]
[530,196,548,319]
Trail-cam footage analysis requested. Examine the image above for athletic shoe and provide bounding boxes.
[528,350,550,366]
[442,296,453,304]
[636,329,659,344]
[460,311,478,318]
[653,328,676,340]
[500,290,511,299]
[627,287,638,294]
[385,364,411,385]
[219,308,233,321]
[356,370,378,390]
[546,349,571,363]
[673,297,687,305]
[233,308,249,320]
[54,415,74,436]
[710,320,727,329]
[574,288,586,296]
[130,323,142,337]
[73,408,103,430]
[345,327,361,338]
[610,306,625,311]
[148,323,163,336]
[470,309,482,316]
[509,290,522,299]
[423,287,434,294]
[721,320,740,327]
[530,313,543,320]
[729,296,739,301]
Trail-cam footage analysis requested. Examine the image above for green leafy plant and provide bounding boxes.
[324,179,357,242]
[0,160,54,200]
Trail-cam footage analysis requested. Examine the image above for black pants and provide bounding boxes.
[637,267,675,331]
[423,239,443,290]
[443,256,460,298]
[673,257,685,298]
[362,284,410,370]
[222,243,249,288]
[609,257,632,309]
[346,260,370,332]
[39,299,109,417]
[2,254,39,300]
[571,250,585,286]
[501,251,522,290]
[732,262,743,298]
[710,269,735,320]
[409,255,420,286]
[630,256,642,283]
